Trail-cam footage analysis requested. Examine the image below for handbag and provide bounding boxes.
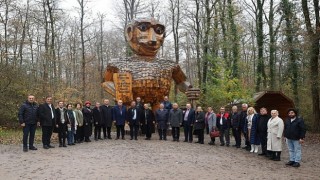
[210,129,220,138]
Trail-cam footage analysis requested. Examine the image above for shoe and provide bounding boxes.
[48,145,55,148]
[68,143,72,145]
[232,145,237,147]
[71,143,76,145]
[189,141,193,143]
[200,142,204,144]
[236,146,240,148]
[43,145,49,149]
[29,146,37,150]
[220,144,225,146]
[285,161,295,166]
[87,139,91,142]
[183,140,188,142]
[63,144,67,147]
[108,137,112,139]
[258,153,266,156]
[130,138,133,140]
[208,141,215,145]
[59,144,63,147]
[135,138,138,140]
[226,144,230,147]
[292,162,300,167]
[250,145,254,153]
[254,145,259,153]
[23,147,28,152]
[98,138,103,140]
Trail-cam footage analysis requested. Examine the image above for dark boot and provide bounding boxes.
[269,151,276,160]
[273,151,281,161]
[59,139,63,147]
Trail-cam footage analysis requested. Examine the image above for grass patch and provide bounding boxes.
[0,127,43,145]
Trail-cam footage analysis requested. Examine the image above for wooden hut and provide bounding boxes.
[226,91,295,120]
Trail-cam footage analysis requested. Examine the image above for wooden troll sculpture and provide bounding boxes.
[102,18,191,108]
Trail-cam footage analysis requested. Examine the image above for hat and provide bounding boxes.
[85,101,91,105]
[287,108,298,115]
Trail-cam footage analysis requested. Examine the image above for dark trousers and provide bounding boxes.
[258,132,268,154]
[241,127,250,147]
[183,124,193,142]
[42,126,53,146]
[23,124,36,148]
[219,128,230,145]
[158,129,167,140]
[58,124,67,145]
[172,127,180,140]
[143,124,152,138]
[94,125,101,139]
[116,125,125,138]
[130,125,139,139]
[102,125,111,138]
[197,129,204,143]
[232,128,241,147]
[76,126,84,142]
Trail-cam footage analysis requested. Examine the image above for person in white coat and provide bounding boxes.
[267,110,284,161]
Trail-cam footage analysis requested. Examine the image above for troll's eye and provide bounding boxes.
[154,25,165,34]
[137,23,149,32]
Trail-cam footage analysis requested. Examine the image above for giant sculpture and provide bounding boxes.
[102,18,191,109]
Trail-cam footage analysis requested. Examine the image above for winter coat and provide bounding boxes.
[18,101,38,124]
[155,109,169,129]
[127,107,142,126]
[230,112,240,129]
[112,105,127,126]
[38,103,56,127]
[182,108,195,126]
[169,108,183,127]
[100,105,113,127]
[93,107,103,126]
[74,109,83,127]
[256,114,271,136]
[284,117,306,140]
[267,116,284,151]
[249,114,260,145]
[207,112,217,133]
[216,113,230,130]
[162,101,172,110]
[82,107,93,137]
[194,111,205,130]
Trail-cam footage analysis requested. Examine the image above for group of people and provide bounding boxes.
[18,95,306,168]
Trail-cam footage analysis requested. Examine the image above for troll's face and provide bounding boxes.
[125,18,165,57]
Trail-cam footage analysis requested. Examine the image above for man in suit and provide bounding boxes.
[240,103,249,150]
[141,103,155,140]
[216,107,230,146]
[230,106,241,148]
[168,103,183,142]
[93,102,103,140]
[100,99,113,139]
[38,96,56,149]
[155,103,169,140]
[183,103,195,143]
[113,100,127,140]
[136,97,144,111]
[127,101,141,140]
[55,101,69,147]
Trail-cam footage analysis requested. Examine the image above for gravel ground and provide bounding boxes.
[0,133,319,180]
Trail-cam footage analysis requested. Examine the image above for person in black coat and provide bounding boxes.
[284,108,306,168]
[136,97,144,111]
[127,101,141,140]
[193,107,205,144]
[216,107,230,146]
[55,101,69,147]
[256,107,271,156]
[141,103,155,140]
[155,103,169,140]
[38,96,56,149]
[183,103,195,143]
[230,106,241,148]
[93,102,103,140]
[18,95,39,152]
[82,101,93,142]
[100,99,113,139]
[239,103,249,149]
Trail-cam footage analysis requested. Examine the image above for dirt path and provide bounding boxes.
[0,134,319,180]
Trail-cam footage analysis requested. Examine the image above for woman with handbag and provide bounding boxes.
[206,107,217,145]
[194,107,205,144]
